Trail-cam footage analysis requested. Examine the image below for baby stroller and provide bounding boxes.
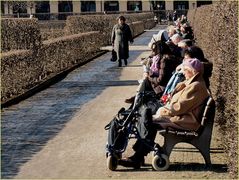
[104,91,170,171]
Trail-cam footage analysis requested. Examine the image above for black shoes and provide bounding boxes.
[118,155,145,169]
[125,96,135,104]
[118,59,127,67]
[124,59,127,66]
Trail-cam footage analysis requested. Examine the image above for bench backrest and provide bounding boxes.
[200,96,216,126]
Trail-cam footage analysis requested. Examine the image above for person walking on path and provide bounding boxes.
[111,16,134,67]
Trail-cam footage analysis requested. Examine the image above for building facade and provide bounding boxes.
[1,1,213,20]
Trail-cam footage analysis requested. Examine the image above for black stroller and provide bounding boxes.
[104,91,170,171]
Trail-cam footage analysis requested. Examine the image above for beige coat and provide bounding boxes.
[154,73,209,131]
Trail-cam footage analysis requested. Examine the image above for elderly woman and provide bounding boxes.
[111,16,133,67]
[154,58,209,130]
[119,58,210,168]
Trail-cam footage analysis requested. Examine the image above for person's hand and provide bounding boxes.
[148,70,153,76]
[176,64,182,71]
[159,107,168,116]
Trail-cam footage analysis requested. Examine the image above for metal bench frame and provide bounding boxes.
[158,96,216,166]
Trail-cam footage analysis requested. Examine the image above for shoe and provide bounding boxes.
[118,156,144,169]
[125,96,135,104]
[124,59,128,66]
[118,59,122,67]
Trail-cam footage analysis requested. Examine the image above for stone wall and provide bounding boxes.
[187,1,238,178]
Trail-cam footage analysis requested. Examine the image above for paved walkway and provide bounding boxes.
[1,25,229,179]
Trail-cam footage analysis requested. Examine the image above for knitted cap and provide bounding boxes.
[183,58,202,72]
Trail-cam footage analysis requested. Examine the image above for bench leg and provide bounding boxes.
[162,135,178,156]
[191,140,211,166]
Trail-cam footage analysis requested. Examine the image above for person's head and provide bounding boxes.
[156,30,169,42]
[184,46,205,61]
[178,39,193,49]
[182,58,203,79]
[171,34,183,45]
[167,26,176,37]
[117,16,126,25]
[152,40,171,56]
[180,26,186,33]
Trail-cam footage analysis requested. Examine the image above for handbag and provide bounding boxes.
[110,49,117,62]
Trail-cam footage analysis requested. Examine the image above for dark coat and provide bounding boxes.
[148,54,181,95]
[111,23,133,60]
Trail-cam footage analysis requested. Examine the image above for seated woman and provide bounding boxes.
[125,41,181,109]
[161,45,213,104]
[141,41,162,77]
[119,58,210,168]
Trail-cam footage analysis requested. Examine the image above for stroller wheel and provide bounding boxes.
[152,154,169,171]
[107,155,118,171]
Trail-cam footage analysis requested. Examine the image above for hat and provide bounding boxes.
[183,58,202,72]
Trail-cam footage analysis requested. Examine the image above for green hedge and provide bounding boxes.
[187,1,238,178]
[1,18,41,52]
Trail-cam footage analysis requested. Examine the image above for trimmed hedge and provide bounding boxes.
[1,31,104,104]
[1,50,43,102]
[41,29,65,41]
[39,21,66,41]
[1,13,155,105]
[129,21,145,37]
[38,31,104,77]
[187,1,238,178]
[1,18,41,52]
[64,13,155,44]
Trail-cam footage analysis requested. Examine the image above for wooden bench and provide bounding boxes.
[158,96,216,166]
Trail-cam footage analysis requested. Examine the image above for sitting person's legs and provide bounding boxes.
[125,78,155,104]
[119,107,157,168]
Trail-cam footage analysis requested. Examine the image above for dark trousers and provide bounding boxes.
[118,59,127,66]
[133,107,158,157]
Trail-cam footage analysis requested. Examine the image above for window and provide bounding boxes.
[173,1,189,10]
[104,1,119,12]
[81,1,96,12]
[151,1,165,10]
[197,1,212,7]
[127,1,142,11]
[1,1,4,14]
[13,1,27,17]
[58,1,73,20]
[35,1,50,20]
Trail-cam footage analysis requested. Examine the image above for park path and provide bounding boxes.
[1,25,229,179]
